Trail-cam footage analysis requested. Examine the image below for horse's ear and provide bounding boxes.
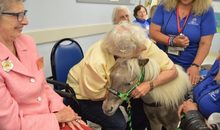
[138,58,149,67]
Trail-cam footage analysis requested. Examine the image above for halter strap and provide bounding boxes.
[108,66,145,130]
[108,67,145,102]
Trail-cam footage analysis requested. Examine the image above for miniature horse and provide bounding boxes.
[102,58,192,130]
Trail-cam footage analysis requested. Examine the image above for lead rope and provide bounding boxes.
[127,100,133,130]
[118,68,145,130]
[177,113,185,130]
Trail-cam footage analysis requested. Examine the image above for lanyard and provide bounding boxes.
[176,6,191,34]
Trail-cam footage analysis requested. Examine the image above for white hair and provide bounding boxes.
[102,22,147,58]
[112,6,131,24]
[0,0,25,14]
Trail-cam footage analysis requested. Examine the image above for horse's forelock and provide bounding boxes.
[113,58,160,82]
[125,58,160,81]
[111,58,141,83]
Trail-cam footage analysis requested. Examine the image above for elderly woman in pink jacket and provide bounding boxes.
[0,0,87,130]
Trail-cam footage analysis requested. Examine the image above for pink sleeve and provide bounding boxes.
[43,80,66,112]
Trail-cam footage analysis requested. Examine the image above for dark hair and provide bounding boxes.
[133,5,147,18]
[180,111,210,130]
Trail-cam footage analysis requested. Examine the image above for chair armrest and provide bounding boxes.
[47,78,69,89]
[46,78,83,116]
[46,78,77,102]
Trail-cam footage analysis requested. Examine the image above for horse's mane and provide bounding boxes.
[126,58,160,81]
[126,58,192,108]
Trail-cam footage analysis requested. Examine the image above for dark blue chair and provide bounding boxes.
[50,38,83,86]
[47,38,83,114]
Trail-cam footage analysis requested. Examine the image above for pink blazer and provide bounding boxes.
[0,35,65,130]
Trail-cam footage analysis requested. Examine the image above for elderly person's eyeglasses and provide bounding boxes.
[2,10,27,22]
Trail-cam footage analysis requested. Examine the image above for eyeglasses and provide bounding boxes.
[2,10,27,22]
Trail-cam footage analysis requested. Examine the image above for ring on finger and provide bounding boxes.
[75,119,79,122]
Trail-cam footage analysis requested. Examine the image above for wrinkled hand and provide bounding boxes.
[187,66,200,85]
[178,100,198,118]
[173,35,189,48]
[54,106,81,123]
[63,119,88,130]
[131,82,151,99]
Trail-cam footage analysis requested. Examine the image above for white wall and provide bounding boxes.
[24,0,220,76]
[24,0,136,77]
[204,2,220,64]
[24,0,137,30]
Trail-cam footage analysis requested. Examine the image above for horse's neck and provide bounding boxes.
[143,59,160,81]
[129,59,160,82]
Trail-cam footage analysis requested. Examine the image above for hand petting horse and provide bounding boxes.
[102,58,192,130]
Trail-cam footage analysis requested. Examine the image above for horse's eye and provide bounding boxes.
[124,82,131,86]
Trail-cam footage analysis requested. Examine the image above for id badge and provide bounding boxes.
[167,47,180,56]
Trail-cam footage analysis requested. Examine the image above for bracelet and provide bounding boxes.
[149,81,154,91]
[191,63,200,68]
[167,37,170,46]
[168,36,175,47]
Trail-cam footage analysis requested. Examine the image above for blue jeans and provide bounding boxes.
[78,100,127,130]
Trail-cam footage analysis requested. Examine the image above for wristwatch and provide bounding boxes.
[191,63,200,68]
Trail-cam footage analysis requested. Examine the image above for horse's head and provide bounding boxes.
[102,58,149,116]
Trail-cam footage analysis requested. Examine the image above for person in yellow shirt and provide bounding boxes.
[67,22,177,130]
[113,6,154,130]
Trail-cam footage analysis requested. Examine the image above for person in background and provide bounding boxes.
[146,5,157,24]
[150,0,216,85]
[112,6,131,24]
[0,0,87,130]
[133,5,150,37]
[178,53,220,130]
[178,100,211,130]
[67,22,177,130]
[69,6,150,130]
